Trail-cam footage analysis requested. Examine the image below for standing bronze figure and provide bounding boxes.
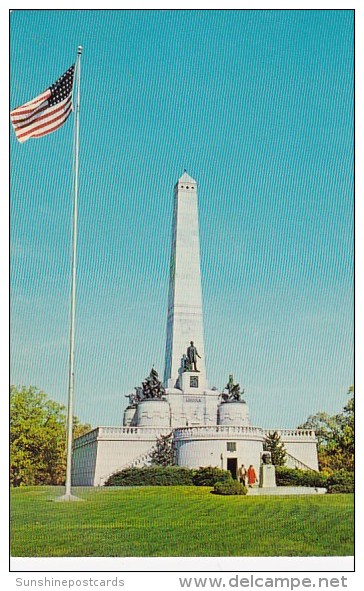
[186,341,201,372]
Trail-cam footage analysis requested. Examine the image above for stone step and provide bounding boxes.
[246,486,327,495]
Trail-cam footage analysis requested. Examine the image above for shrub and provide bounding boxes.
[105,466,194,486]
[213,480,247,496]
[326,470,354,494]
[192,466,233,487]
[105,465,234,487]
[327,484,353,494]
[275,467,354,492]
[275,467,328,488]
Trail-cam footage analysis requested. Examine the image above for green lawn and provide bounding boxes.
[10,487,354,557]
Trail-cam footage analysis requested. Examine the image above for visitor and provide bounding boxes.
[238,464,247,486]
[247,465,258,487]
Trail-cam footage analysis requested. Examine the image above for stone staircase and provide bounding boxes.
[285,451,318,471]
[99,444,158,486]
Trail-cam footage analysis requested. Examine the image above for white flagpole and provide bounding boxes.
[58,46,83,502]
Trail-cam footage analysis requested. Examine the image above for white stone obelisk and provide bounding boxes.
[164,172,207,390]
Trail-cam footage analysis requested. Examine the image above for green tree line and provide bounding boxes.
[298,386,354,473]
[10,385,91,486]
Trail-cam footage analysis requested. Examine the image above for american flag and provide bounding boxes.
[10,64,75,143]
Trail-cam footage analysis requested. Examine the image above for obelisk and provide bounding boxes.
[164,172,207,390]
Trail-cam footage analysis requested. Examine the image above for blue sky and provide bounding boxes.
[10,10,354,429]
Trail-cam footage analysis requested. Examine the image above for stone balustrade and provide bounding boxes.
[265,429,316,440]
[98,426,172,437]
[72,427,99,448]
[174,426,317,441]
[73,426,172,448]
[74,424,317,450]
[173,425,264,440]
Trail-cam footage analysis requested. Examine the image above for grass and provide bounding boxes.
[10,486,354,557]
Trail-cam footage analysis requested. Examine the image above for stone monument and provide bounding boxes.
[259,451,277,488]
[163,171,207,390]
[71,172,320,487]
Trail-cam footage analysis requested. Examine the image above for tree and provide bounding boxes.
[339,389,354,459]
[297,412,339,447]
[298,386,354,473]
[10,386,91,486]
[263,431,287,466]
[149,432,175,466]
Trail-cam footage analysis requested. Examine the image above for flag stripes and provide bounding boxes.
[10,93,52,126]
[10,64,75,143]
[13,96,73,141]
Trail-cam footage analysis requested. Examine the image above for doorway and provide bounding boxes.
[227,457,238,480]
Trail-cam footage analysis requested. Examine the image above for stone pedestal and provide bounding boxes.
[180,371,205,393]
[218,400,250,426]
[259,464,276,488]
[135,399,170,427]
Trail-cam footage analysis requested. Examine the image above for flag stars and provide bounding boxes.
[48,66,75,107]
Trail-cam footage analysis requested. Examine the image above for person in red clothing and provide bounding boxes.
[247,465,258,487]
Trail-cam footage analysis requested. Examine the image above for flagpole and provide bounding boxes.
[58,45,83,502]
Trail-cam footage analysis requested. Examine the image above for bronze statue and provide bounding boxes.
[222,374,244,402]
[261,452,272,465]
[182,354,192,372]
[137,368,166,400]
[186,341,201,372]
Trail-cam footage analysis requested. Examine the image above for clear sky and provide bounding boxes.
[10,9,354,429]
